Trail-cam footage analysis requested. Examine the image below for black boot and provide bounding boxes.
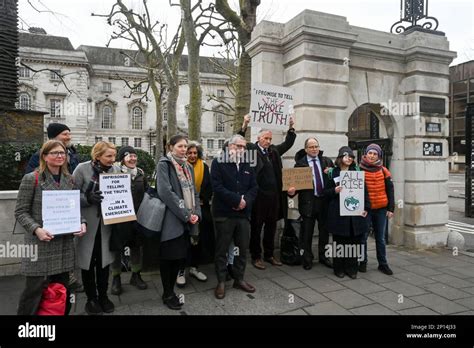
[226,264,235,281]
[98,296,115,313]
[111,275,122,296]
[130,272,148,290]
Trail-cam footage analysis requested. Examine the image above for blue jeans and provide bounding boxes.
[362,208,388,266]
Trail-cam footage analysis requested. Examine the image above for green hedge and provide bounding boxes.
[0,143,156,191]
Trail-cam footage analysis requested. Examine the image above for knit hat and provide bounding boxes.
[365,143,382,158]
[47,123,70,139]
[337,146,355,158]
[118,146,137,162]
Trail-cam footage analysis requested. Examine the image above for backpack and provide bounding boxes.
[280,219,302,266]
[36,282,67,315]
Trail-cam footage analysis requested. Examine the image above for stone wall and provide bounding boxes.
[0,109,45,144]
[0,191,22,276]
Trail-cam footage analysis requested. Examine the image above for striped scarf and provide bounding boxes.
[359,155,383,173]
[168,153,195,213]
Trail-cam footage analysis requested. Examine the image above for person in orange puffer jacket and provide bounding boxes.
[359,144,395,276]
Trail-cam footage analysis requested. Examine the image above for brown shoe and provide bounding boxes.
[215,282,225,299]
[252,259,266,270]
[233,280,256,293]
[264,257,283,266]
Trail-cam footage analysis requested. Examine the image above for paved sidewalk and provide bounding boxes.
[2,238,474,316]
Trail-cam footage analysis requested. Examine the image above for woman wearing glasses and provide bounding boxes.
[16,140,87,315]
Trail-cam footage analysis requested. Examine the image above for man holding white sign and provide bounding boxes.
[324,147,370,279]
[250,83,294,131]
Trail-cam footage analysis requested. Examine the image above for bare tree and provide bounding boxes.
[215,0,260,133]
[93,0,186,159]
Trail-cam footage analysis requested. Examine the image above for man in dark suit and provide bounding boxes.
[288,138,334,270]
[211,134,258,299]
[239,114,296,270]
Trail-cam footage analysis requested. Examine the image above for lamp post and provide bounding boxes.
[390,0,439,34]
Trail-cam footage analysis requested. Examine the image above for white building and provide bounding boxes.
[17,28,234,157]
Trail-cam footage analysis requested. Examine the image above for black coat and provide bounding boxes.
[325,166,370,237]
[110,168,149,251]
[290,149,334,218]
[196,162,215,264]
[199,162,213,205]
[238,128,296,220]
[210,156,258,219]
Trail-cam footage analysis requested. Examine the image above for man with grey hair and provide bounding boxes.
[211,134,258,299]
[239,114,296,270]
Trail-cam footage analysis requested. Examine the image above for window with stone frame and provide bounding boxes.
[102,82,112,93]
[132,107,143,130]
[19,67,30,78]
[217,89,225,98]
[108,137,116,145]
[50,70,61,81]
[207,139,214,150]
[218,139,225,149]
[102,106,113,129]
[122,137,129,146]
[132,84,142,94]
[50,99,62,118]
[215,112,225,133]
[95,136,103,143]
[19,93,31,110]
[134,137,142,148]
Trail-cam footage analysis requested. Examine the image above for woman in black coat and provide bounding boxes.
[176,142,214,288]
[325,146,370,279]
[110,146,149,296]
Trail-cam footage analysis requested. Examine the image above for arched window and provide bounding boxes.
[102,106,112,129]
[132,107,143,130]
[19,93,31,110]
[215,112,225,132]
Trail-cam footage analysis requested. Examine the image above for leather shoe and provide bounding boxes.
[264,257,283,266]
[215,282,225,299]
[334,271,345,278]
[319,258,333,269]
[233,280,256,293]
[163,294,182,310]
[252,259,266,270]
[345,272,357,279]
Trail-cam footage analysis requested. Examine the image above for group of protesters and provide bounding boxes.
[14,114,395,315]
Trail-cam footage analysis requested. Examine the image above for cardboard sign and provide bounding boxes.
[42,190,81,235]
[339,171,365,216]
[250,83,294,130]
[282,167,313,191]
[100,174,136,225]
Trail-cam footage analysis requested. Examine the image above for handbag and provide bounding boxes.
[136,187,166,237]
[36,283,67,316]
[280,218,302,266]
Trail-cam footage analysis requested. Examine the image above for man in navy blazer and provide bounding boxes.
[211,134,258,299]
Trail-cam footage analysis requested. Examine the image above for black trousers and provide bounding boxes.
[214,217,250,283]
[160,259,183,298]
[332,235,362,275]
[17,272,71,315]
[81,227,110,301]
[250,192,279,260]
[300,196,330,266]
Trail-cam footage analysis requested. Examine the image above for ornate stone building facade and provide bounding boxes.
[17,29,234,157]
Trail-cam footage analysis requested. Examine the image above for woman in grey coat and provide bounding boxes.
[157,135,201,310]
[73,141,117,315]
[16,140,87,315]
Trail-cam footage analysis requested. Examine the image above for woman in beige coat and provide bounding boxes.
[73,141,117,315]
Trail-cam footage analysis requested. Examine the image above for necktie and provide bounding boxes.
[312,159,323,196]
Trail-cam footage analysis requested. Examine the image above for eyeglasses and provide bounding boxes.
[232,144,246,149]
[47,151,67,158]
[306,146,320,149]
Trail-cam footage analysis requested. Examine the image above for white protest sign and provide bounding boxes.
[250,83,294,130]
[339,171,365,216]
[100,174,136,225]
[42,190,81,235]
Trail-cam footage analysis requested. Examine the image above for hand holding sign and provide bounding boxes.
[73,223,87,237]
[34,227,54,242]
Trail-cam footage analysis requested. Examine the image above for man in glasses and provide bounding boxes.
[25,122,83,292]
[239,114,296,271]
[288,138,334,270]
[211,134,258,299]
